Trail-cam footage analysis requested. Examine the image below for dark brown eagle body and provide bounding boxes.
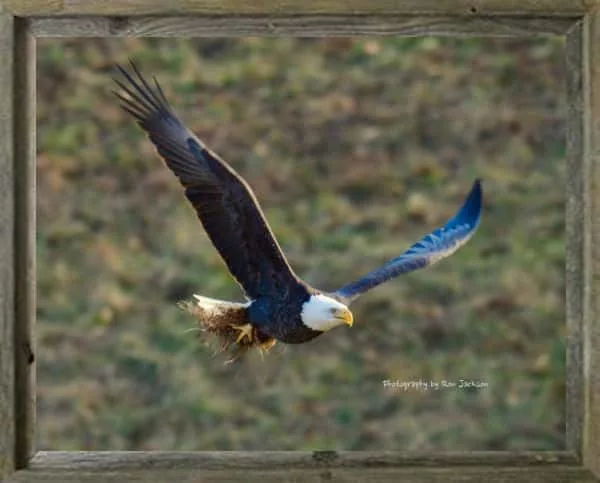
[114,62,483,360]
[245,282,322,344]
[182,281,322,356]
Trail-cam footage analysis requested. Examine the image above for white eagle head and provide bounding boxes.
[301,293,353,332]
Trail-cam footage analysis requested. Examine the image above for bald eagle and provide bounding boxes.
[114,63,482,357]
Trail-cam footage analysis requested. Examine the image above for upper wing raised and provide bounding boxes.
[114,62,301,299]
[332,179,482,304]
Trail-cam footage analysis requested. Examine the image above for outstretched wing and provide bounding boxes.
[332,179,482,304]
[114,62,301,299]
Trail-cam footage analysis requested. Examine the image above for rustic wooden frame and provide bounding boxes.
[0,1,599,482]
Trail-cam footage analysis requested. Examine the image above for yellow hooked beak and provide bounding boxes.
[334,308,354,327]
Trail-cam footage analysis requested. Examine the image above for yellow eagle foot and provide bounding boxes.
[231,323,254,344]
[259,338,277,352]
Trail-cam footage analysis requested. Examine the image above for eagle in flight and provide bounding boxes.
[114,62,482,358]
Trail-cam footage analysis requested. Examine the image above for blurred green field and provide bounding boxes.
[37,37,566,451]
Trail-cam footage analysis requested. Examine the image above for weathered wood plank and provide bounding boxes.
[582,9,600,479]
[3,0,595,17]
[0,9,15,483]
[565,18,585,457]
[29,451,579,470]
[0,4,595,483]
[585,13,600,155]
[12,17,36,471]
[27,15,577,38]
[7,466,600,483]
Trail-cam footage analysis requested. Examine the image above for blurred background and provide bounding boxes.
[36,37,566,451]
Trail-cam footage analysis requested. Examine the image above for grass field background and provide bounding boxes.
[37,37,565,451]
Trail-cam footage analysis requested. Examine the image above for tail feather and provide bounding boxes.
[192,294,251,309]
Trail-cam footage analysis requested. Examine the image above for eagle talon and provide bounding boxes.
[259,338,276,352]
[231,323,254,344]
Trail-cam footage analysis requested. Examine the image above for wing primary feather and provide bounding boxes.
[113,93,148,121]
[123,61,164,113]
[153,75,171,107]
[113,80,155,118]
[333,179,482,304]
[114,69,154,111]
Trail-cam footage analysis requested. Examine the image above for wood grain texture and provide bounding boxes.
[0,10,15,483]
[12,18,36,472]
[28,450,579,470]
[566,19,585,457]
[4,0,598,16]
[0,3,596,483]
[582,9,600,479]
[8,451,600,483]
[7,466,600,483]
[27,15,577,38]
